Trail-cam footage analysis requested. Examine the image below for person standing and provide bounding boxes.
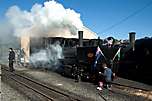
[8,48,15,72]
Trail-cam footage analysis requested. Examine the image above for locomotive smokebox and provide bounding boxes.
[129,32,136,51]
[78,31,83,47]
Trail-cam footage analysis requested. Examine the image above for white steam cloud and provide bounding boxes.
[1,0,97,67]
[30,42,63,68]
[6,0,84,38]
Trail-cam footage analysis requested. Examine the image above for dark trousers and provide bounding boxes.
[9,60,14,72]
[104,79,112,88]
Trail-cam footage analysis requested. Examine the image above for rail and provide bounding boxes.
[1,66,90,101]
[1,64,151,101]
[112,82,151,92]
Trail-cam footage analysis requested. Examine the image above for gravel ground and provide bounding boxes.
[1,81,30,101]
[14,66,152,101]
[2,67,60,101]
[113,77,152,90]
[16,67,104,101]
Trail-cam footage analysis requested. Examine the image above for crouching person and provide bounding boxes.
[102,63,114,90]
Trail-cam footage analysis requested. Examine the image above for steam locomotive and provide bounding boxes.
[30,31,152,84]
[29,31,121,82]
[119,37,152,85]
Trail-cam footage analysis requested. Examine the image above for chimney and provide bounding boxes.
[129,32,136,51]
[78,31,83,47]
[98,36,100,45]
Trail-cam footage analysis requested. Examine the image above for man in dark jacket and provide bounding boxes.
[8,48,15,72]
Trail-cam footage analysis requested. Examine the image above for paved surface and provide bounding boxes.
[11,65,152,101]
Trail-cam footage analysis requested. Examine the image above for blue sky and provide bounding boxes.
[0,0,152,39]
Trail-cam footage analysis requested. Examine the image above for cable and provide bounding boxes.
[100,1,152,33]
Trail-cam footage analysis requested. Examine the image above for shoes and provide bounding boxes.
[97,87,102,91]
[107,87,112,90]
[107,85,112,90]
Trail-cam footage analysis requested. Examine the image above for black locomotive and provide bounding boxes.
[30,31,152,85]
[119,37,152,85]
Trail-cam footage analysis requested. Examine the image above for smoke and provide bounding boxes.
[0,20,20,63]
[1,0,97,66]
[6,0,84,38]
[0,20,20,44]
[30,42,64,69]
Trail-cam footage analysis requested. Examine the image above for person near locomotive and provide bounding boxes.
[103,63,114,89]
[8,48,15,72]
[97,63,115,90]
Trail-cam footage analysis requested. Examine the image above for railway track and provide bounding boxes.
[112,82,151,92]
[1,66,92,101]
[98,80,152,101]
[1,65,151,101]
[98,84,152,101]
[112,82,152,100]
